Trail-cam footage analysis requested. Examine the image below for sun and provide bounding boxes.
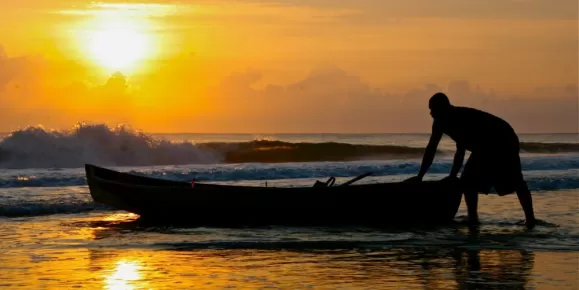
[86,21,152,72]
[70,3,167,73]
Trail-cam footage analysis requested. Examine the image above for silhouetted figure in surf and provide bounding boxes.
[405,92,537,228]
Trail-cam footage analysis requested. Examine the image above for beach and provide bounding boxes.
[2,0,577,287]
[0,131,578,289]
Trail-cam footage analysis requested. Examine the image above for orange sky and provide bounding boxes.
[0,0,577,133]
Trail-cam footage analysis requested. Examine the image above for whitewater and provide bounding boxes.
[0,124,577,288]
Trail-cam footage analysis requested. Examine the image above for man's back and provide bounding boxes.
[434,106,517,152]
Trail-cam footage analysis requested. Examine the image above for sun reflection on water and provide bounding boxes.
[104,260,144,290]
[103,213,140,222]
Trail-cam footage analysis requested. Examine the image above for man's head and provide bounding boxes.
[429,92,452,119]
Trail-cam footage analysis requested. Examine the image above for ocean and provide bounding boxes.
[0,126,577,289]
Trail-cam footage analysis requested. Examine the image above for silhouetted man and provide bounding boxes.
[405,93,536,228]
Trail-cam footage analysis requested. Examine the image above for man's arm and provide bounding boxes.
[449,144,465,178]
[417,123,443,179]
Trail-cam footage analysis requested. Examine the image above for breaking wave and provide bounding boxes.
[0,124,577,168]
[0,124,222,169]
[0,124,432,168]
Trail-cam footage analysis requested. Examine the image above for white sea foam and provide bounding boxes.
[0,123,222,169]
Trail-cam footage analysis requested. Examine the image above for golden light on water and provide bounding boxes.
[102,212,140,222]
[104,260,143,290]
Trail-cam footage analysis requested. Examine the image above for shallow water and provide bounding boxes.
[1,247,577,289]
[0,132,578,288]
[0,190,577,289]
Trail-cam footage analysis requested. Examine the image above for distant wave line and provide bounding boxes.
[0,124,578,168]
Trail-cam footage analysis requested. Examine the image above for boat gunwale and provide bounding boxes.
[85,164,455,193]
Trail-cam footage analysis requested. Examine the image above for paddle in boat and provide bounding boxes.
[85,164,463,226]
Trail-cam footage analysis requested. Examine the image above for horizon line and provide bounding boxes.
[2,131,577,135]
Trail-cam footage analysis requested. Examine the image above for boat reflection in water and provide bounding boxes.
[87,220,536,289]
[88,248,534,289]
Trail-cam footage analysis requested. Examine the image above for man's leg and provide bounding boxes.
[510,147,536,228]
[464,190,479,224]
[461,154,480,224]
[515,180,536,228]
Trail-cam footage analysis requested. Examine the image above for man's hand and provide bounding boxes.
[414,122,443,181]
[403,176,423,183]
[442,175,459,182]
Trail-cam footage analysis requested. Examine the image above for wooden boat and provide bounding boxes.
[85,164,463,226]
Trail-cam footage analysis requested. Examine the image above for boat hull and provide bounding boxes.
[85,164,463,226]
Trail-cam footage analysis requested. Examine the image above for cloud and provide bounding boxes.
[202,66,578,133]
[0,45,41,93]
[0,49,134,130]
[100,71,128,95]
[0,44,576,133]
[235,0,578,21]
[57,2,185,17]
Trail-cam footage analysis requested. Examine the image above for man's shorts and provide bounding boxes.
[460,142,524,196]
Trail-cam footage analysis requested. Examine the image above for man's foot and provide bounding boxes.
[466,212,480,225]
[527,217,537,229]
[468,217,480,226]
[403,176,422,183]
[516,218,536,229]
[458,216,480,226]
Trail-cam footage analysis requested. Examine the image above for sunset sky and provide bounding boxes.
[0,0,577,133]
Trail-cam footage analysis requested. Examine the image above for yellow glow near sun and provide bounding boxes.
[87,20,151,71]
